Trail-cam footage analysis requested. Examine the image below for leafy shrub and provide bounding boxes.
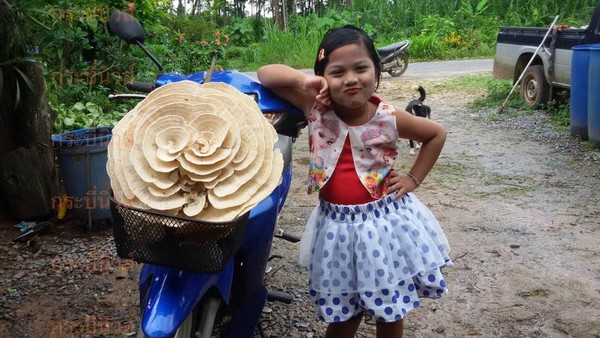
[168,13,217,43]
[48,82,135,133]
[228,18,258,46]
[546,89,571,129]
[166,30,230,74]
[419,15,456,39]
[410,34,443,60]
[52,101,126,133]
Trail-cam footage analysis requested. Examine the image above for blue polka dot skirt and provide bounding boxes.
[303,193,452,323]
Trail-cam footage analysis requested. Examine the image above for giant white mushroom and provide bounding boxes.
[107,80,283,222]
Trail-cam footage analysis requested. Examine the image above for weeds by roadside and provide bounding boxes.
[443,75,573,131]
[439,74,600,160]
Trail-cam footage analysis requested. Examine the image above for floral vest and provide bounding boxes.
[307,99,399,199]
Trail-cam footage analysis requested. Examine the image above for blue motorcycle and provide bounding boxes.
[107,11,305,338]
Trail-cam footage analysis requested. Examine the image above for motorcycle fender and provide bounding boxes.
[138,260,235,337]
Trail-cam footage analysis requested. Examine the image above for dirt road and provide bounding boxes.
[1,70,599,338]
[244,59,494,81]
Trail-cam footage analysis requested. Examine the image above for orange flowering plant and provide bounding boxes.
[173,30,230,74]
[442,32,467,49]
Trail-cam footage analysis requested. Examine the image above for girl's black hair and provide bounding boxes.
[313,25,382,88]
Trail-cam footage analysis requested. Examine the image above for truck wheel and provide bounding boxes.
[520,65,549,108]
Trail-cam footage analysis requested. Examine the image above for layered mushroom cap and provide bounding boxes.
[107,80,283,222]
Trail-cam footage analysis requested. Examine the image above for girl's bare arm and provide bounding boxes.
[387,110,446,198]
[257,64,330,116]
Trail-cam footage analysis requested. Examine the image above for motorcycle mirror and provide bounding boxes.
[108,10,163,74]
[108,11,145,44]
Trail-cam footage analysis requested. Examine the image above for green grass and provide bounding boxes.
[435,74,576,138]
[442,75,535,123]
[409,75,572,129]
[424,160,471,188]
[471,171,536,198]
[444,74,496,92]
[544,90,571,130]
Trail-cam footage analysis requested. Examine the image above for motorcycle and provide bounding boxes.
[106,11,305,338]
[372,33,411,77]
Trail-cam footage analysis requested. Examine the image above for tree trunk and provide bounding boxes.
[0,2,58,221]
[255,0,264,19]
[177,0,185,16]
[272,0,282,30]
[282,0,287,29]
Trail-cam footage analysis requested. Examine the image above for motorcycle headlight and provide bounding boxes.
[244,93,304,137]
[245,93,286,126]
[263,112,287,126]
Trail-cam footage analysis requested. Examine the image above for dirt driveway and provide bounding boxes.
[1,72,599,338]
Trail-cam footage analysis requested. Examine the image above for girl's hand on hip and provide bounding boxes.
[386,170,418,200]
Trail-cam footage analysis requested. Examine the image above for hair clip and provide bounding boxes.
[318,48,326,62]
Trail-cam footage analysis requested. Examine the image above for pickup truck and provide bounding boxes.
[492,4,600,107]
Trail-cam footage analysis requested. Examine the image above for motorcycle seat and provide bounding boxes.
[378,40,409,53]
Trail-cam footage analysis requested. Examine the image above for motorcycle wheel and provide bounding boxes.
[134,309,199,338]
[173,310,197,338]
[172,297,222,338]
[388,53,409,77]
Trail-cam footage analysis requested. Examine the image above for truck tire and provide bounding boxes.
[520,65,549,108]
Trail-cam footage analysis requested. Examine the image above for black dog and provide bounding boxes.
[405,85,431,155]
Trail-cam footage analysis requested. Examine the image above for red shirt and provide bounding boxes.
[318,136,377,205]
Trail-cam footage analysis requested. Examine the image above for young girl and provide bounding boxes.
[257,25,452,338]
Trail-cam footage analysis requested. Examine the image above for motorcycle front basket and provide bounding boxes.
[110,196,249,273]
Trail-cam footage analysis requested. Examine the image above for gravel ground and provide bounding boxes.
[1,73,600,338]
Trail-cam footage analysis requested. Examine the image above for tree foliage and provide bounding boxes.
[12,0,599,133]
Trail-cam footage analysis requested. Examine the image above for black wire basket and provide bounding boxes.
[110,196,249,273]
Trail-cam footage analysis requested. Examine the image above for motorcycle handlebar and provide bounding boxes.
[127,81,155,93]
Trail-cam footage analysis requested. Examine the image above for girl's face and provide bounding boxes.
[323,43,376,111]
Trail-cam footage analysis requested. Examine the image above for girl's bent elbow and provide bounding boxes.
[432,125,446,146]
[257,67,270,83]
[439,128,447,143]
[436,123,446,138]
